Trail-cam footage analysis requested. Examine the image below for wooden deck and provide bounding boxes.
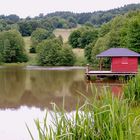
[86,70,137,76]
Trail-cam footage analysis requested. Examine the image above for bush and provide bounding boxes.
[29,47,36,53]
[60,47,76,66]
[84,41,96,63]
[69,26,98,49]
[68,30,81,48]
[30,28,55,53]
[91,34,110,68]
[37,38,75,66]
[0,30,28,63]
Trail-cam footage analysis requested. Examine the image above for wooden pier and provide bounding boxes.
[86,70,137,76]
[85,64,137,80]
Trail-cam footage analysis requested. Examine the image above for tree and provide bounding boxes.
[18,20,40,36]
[31,28,54,43]
[68,17,77,28]
[60,45,76,66]
[84,41,96,63]
[0,30,28,63]
[126,16,140,53]
[91,34,110,67]
[37,38,75,66]
[6,14,20,24]
[30,28,55,52]
[68,30,81,48]
[69,26,98,49]
[37,39,62,66]
[80,29,98,48]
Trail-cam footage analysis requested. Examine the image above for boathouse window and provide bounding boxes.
[122,57,128,64]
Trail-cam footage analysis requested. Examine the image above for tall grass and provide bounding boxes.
[124,75,140,103]
[27,88,140,140]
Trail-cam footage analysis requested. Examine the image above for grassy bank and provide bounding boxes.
[53,28,76,43]
[23,32,86,66]
[27,83,140,139]
[73,48,87,66]
[23,37,37,65]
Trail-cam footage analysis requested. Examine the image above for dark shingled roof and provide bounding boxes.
[96,48,140,58]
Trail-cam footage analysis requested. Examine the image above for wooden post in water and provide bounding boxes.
[86,64,91,81]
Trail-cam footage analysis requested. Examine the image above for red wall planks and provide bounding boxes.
[111,57,138,72]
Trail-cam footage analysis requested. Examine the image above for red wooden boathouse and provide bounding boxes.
[97,48,140,72]
[86,48,140,77]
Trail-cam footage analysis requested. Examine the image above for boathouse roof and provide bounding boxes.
[96,48,140,58]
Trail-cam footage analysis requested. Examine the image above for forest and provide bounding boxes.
[0,3,139,66]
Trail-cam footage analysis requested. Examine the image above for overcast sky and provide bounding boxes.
[0,0,139,18]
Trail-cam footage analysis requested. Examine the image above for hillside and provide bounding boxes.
[39,3,140,26]
[53,28,76,43]
[0,3,140,37]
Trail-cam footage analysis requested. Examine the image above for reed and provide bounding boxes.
[124,75,140,103]
[27,88,140,140]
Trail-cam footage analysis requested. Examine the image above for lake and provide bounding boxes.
[0,66,122,139]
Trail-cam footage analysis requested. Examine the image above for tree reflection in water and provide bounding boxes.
[0,66,123,111]
[0,66,87,111]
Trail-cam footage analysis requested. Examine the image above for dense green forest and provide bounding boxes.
[0,3,139,66]
[0,3,139,36]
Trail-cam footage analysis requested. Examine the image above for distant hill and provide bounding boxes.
[0,3,140,36]
[40,3,140,26]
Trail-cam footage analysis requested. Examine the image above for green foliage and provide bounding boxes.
[68,30,81,48]
[69,26,98,49]
[91,34,110,68]
[41,4,140,26]
[90,10,140,67]
[73,48,87,66]
[99,22,111,37]
[27,89,140,140]
[31,28,52,42]
[84,41,96,63]
[68,17,77,28]
[37,38,75,66]
[60,46,76,66]
[18,20,40,36]
[0,20,9,31]
[0,30,28,63]
[124,75,140,103]
[126,15,140,53]
[80,29,98,48]
[0,3,139,37]
[30,28,55,53]
[6,14,20,24]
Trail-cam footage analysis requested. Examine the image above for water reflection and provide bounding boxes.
[0,66,123,110]
[0,67,26,109]
[0,66,124,140]
[0,66,87,110]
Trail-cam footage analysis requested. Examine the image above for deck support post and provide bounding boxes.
[86,64,91,81]
[99,58,103,71]
[86,64,89,74]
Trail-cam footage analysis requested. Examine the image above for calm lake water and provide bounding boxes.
[0,66,122,140]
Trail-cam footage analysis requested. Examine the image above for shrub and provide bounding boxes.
[37,38,75,66]
[0,30,28,63]
[60,47,76,66]
[30,28,55,53]
[69,26,98,49]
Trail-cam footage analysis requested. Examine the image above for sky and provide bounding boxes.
[0,0,139,18]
